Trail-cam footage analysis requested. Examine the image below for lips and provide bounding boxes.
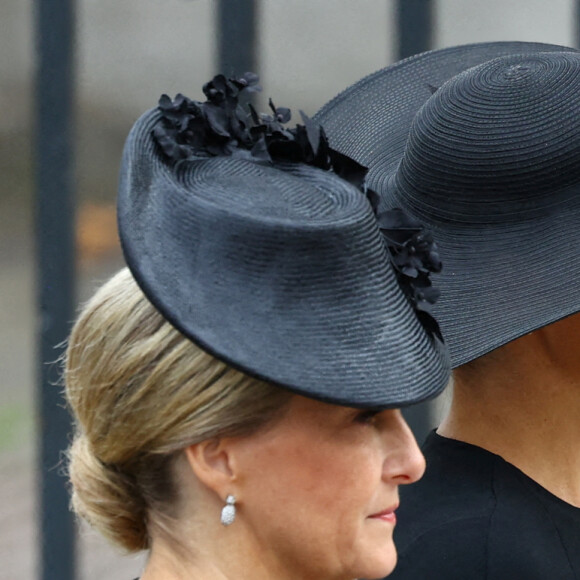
[369,504,399,523]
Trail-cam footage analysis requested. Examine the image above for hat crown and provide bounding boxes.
[118,109,450,407]
[395,52,580,223]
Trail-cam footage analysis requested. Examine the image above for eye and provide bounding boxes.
[354,409,382,425]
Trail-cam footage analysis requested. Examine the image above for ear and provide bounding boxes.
[184,438,237,499]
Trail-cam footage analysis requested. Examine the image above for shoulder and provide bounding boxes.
[391,515,491,580]
[390,433,497,579]
[391,514,567,580]
[391,432,577,579]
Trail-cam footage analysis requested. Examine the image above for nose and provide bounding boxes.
[382,410,426,485]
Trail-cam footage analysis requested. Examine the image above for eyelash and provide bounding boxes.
[355,410,381,425]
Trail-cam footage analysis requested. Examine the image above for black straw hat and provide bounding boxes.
[117,76,450,408]
[315,42,580,367]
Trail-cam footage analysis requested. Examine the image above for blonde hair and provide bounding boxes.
[64,268,292,552]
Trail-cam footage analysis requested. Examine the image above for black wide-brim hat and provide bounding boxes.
[118,108,450,408]
[315,41,580,368]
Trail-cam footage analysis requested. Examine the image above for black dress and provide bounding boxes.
[389,431,580,579]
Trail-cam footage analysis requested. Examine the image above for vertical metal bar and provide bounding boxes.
[216,0,258,75]
[395,0,436,443]
[396,0,434,59]
[575,0,580,48]
[34,0,77,579]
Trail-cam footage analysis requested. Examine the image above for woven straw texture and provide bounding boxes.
[315,42,580,367]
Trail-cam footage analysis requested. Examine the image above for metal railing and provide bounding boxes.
[397,0,434,59]
[34,0,77,578]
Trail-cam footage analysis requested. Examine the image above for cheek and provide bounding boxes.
[235,434,397,578]
[247,437,381,523]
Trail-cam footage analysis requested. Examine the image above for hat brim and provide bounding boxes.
[315,42,580,367]
[118,109,450,408]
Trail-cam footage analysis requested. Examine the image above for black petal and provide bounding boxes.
[299,111,321,156]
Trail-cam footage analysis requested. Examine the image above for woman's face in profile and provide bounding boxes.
[228,394,426,579]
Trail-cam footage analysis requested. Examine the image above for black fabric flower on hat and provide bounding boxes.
[153,73,368,190]
[152,73,443,343]
[376,208,443,342]
[153,73,259,160]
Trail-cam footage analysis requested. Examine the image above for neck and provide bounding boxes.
[141,532,280,580]
[438,324,580,507]
[140,519,339,580]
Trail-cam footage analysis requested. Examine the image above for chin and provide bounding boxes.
[353,542,398,579]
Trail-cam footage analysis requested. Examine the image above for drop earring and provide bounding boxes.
[220,495,236,526]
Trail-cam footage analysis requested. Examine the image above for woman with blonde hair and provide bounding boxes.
[64,74,450,580]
